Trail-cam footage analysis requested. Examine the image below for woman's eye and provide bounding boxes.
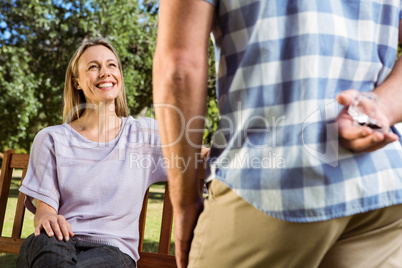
[89,65,97,70]
[109,63,117,67]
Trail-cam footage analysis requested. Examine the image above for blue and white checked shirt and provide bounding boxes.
[204,0,402,222]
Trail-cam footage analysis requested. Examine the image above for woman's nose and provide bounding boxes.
[99,69,111,78]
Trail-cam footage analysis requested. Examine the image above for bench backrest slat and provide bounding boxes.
[0,150,30,254]
[138,188,149,253]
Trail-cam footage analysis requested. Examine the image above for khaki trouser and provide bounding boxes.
[188,180,402,268]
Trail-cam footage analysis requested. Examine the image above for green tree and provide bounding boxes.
[0,0,159,151]
[0,46,41,151]
[0,0,218,152]
[204,39,219,145]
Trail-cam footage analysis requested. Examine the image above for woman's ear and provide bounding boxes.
[74,78,82,90]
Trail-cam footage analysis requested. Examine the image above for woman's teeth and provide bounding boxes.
[97,83,113,88]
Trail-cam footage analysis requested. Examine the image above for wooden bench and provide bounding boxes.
[0,149,205,267]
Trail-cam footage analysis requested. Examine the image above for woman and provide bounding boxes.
[17,38,165,267]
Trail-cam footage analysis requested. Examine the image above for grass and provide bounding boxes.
[0,170,173,267]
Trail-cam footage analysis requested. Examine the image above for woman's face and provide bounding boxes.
[75,45,122,105]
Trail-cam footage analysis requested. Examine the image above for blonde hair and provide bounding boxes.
[63,38,129,123]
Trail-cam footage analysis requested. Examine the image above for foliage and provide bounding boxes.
[0,0,152,151]
[204,39,219,145]
[0,0,218,152]
[0,46,42,152]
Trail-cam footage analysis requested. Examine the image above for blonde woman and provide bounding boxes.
[17,39,165,268]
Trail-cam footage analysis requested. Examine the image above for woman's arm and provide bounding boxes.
[34,200,74,241]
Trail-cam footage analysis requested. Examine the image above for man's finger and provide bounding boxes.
[344,132,385,152]
[336,89,359,106]
[384,132,399,142]
[339,126,373,140]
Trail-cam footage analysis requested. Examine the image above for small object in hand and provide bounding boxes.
[358,118,382,130]
[347,92,384,132]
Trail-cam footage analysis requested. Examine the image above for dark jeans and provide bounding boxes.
[17,231,136,268]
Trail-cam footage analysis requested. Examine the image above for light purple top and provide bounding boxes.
[19,116,166,262]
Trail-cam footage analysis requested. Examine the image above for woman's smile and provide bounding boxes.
[96,81,116,90]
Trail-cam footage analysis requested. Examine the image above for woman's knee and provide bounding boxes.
[18,232,60,268]
[24,231,62,249]
[18,231,77,268]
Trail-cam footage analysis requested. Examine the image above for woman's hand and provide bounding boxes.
[34,200,74,241]
[336,90,399,152]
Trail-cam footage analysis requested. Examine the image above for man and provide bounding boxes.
[153,1,402,267]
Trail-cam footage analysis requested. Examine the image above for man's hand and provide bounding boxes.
[34,200,74,241]
[336,89,399,152]
[200,147,210,160]
[174,199,204,268]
